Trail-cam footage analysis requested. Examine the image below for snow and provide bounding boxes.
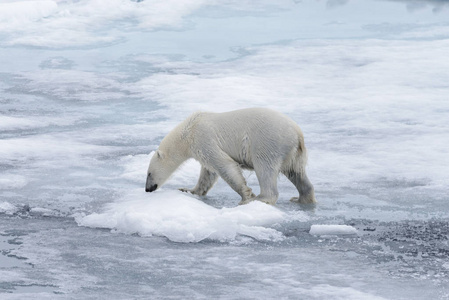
[1,0,449,298]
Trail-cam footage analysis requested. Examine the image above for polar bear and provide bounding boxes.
[145,108,315,205]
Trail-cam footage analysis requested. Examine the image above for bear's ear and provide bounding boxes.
[156,150,165,159]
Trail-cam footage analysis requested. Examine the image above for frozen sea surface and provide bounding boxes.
[1,0,449,299]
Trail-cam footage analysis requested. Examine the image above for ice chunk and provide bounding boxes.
[77,190,285,243]
[309,225,358,236]
[0,202,18,215]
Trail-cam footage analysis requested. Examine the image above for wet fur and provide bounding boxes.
[146,108,316,205]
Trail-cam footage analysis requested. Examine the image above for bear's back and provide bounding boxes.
[194,108,302,162]
[206,108,300,137]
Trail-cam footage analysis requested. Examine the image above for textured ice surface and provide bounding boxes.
[1,0,449,299]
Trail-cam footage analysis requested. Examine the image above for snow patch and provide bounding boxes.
[0,135,112,163]
[0,0,206,47]
[77,190,285,243]
[0,1,57,25]
[302,284,386,300]
[0,115,78,131]
[0,116,43,131]
[0,174,28,190]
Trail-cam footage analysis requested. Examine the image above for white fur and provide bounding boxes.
[146,108,316,205]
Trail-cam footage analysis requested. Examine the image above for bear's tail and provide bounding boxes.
[282,128,308,175]
[293,129,308,177]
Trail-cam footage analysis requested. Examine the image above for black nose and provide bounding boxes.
[145,184,158,193]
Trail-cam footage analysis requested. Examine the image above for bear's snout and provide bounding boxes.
[145,173,158,192]
[145,184,158,193]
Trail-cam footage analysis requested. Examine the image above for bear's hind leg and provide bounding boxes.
[249,163,280,205]
[179,166,218,196]
[283,169,316,204]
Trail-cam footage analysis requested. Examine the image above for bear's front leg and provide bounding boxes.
[209,154,255,204]
[179,167,218,196]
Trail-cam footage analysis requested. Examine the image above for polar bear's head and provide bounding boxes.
[146,149,183,193]
[146,150,167,192]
